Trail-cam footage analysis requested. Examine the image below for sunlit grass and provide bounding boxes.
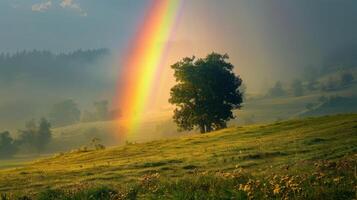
[0,114,356,199]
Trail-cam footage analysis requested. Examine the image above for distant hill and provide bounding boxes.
[300,95,357,117]
[323,44,357,73]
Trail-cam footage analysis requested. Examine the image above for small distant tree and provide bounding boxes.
[0,131,17,158]
[35,118,52,151]
[169,52,243,133]
[17,118,52,152]
[340,72,354,86]
[49,99,81,127]
[17,119,37,149]
[291,79,304,97]
[90,137,105,150]
[268,81,286,97]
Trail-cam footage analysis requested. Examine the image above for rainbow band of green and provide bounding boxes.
[116,0,183,137]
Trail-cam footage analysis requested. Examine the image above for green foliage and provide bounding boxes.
[17,120,38,151]
[90,137,105,150]
[169,52,243,133]
[0,114,356,198]
[4,157,356,199]
[17,118,52,152]
[35,187,118,200]
[36,118,52,151]
[49,100,81,127]
[36,189,66,200]
[0,131,17,158]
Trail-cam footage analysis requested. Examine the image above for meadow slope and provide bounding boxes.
[0,114,356,199]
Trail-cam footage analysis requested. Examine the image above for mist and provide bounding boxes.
[164,0,357,93]
[0,49,118,130]
[0,0,357,155]
[1,1,357,197]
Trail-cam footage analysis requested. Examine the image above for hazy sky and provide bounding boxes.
[1,0,357,93]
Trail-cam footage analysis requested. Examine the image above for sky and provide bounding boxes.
[1,0,357,93]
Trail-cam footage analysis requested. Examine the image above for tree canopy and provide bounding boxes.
[17,118,52,152]
[0,131,17,158]
[169,52,243,133]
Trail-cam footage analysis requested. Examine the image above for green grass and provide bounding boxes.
[45,116,188,153]
[0,114,356,199]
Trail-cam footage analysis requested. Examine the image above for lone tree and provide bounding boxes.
[169,52,243,133]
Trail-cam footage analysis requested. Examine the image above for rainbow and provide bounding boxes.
[115,0,183,138]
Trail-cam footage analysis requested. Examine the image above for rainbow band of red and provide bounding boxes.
[115,0,182,137]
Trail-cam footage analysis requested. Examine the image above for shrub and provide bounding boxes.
[0,131,17,158]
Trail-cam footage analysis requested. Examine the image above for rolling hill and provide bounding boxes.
[0,114,356,199]
[25,81,356,155]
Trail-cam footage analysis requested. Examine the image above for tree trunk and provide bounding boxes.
[205,124,212,133]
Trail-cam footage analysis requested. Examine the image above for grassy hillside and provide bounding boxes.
[234,81,357,125]
[47,117,189,153]
[9,81,353,155]
[0,114,356,199]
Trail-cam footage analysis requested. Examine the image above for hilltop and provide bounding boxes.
[0,114,356,199]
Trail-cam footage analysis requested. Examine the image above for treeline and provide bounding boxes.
[0,48,114,129]
[266,72,355,98]
[0,48,110,85]
[0,98,118,158]
[265,45,357,98]
[48,99,120,127]
[0,118,51,158]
